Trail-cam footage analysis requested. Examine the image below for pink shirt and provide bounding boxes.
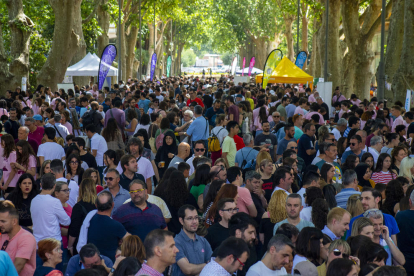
[2,151,19,188]
[305,111,324,125]
[294,106,305,116]
[28,126,44,146]
[0,228,37,276]
[392,115,405,132]
[308,94,316,103]
[0,108,8,117]
[61,205,73,248]
[236,186,254,215]
[62,121,73,134]
[16,155,37,180]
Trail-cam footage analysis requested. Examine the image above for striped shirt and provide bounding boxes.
[371,171,397,184]
[335,188,361,209]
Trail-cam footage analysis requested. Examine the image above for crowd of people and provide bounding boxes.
[0,78,413,276]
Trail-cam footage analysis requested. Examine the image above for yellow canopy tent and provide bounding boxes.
[255,56,313,88]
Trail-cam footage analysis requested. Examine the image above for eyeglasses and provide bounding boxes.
[1,240,9,251]
[195,148,205,152]
[129,188,145,194]
[215,165,225,177]
[70,161,79,165]
[61,188,71,193]
[289,147,298,149]
[273,115,280,118]
[236,257,245,267]
[104,177,114,181]
[184,216,199,221]
[221,208,239,213]
[333,249,349,259]
[350,143,357,146]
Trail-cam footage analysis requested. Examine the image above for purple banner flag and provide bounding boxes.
[248,57,255,76]
[242,57,246,76]
[150,53,157,81]
[98,44,117,90]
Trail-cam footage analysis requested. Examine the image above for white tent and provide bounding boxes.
[65,53,118,76]
[235,67,263,75]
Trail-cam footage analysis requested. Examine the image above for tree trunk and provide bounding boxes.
[37,0,81,91]
[284,15,295,61]
[307,17,321,76]
[125,25,139,80]
[383,0,404,102]
[301,4,309,53]
[0,0,34,92]
[71,0,88,87]
[176,43,184,75]
[146,23,156,77]
[97,0,110,57]
[320,0,341,91]
[392,0,414,104]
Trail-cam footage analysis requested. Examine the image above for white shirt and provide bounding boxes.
[211,126,229,146]
[45,122,70,142]
[331,128,341,141]
[186,155,196,176]
[246,261,287,276]
[116,155,155,181]
[76,210,98,253]
[369,147,379,164]
[37,142,65,161]
[297,188,307,207]
[30,194,71,244]
[56,177,79,207]
[300,206,312,222]
[90,133,108,166]
[271,186,291,196]
[156,95,164,102]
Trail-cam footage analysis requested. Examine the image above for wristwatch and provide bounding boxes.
[110,267,116,273]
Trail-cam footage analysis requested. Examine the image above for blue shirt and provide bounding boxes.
[396,210,414,273]
[65,254,113,276]
[205,107,224,126]
[286,103,297,118]
[322,225,341,241]
[235,147,259,167]
[297,134,316,166]
[172,229,213,276]
[346,213,400,239]
[341,150,366,164]
[186,116,209,141]
[104,185,130,215]
[138,99,151,113]
[335,188,361,209]
[0,251,17,276]
[276,138,296,155]
[113,201,166,242]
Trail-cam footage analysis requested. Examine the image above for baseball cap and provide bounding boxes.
[236,94,243,98]
[33,115,43,121]
[293,261,318,276]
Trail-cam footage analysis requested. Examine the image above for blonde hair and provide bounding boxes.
[399,156,414,180]
[121,235,146,264]
[255,151,273,170]
[267,190,288,223]
[350,217,373,237]
[78,178,97,204]
[327,207,350,224]
[346,194,364,217]
[245,91,251,98]
[56,137,65,147]
[259,159,272,172]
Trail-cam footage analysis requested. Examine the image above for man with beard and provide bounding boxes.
[113,180,166,243]
[254,121,278,161]
[276,124,296,160]
[246,235,294,276]
[172,205,213,276]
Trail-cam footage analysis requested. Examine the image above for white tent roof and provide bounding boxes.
[65,53,118,76]
[235,67,263,74]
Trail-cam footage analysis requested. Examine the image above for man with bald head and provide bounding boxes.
[15,126,39,154]
[168,142,191,169]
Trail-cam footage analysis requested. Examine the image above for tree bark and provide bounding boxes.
[284,15,295,61]
[383,0,404,102]
[36,0,81,91]
[0,0,34,92]
[301,3,309,53]
[307,17,321,77]
[97,0,110,57]
[392,0,414,104]
[125,25,139,79]
[71,0,88,87]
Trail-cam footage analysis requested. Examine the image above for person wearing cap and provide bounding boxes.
[25,116,44,145]
[186,89,204,108]
[246,234,293,276]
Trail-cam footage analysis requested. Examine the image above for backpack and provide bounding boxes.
[156,129,168,150]
[240,148,254,169]
[242,158,256,170]
[81,110,96,129]
[208,127,224,152]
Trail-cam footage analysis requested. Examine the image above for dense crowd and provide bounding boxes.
[0,77,412,276]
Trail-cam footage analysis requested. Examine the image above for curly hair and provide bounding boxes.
[382,179,404,215]
[311,198,329,230]
[267,190,288,224]
[341,154,359,172]
[163,171,189,209]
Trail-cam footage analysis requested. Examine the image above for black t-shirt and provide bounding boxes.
[254,133,278,160]
[262,177,273,203]
[4,119,20,140]
[6,195,33,227]
[205,223,230,251]
[250,192,265,225]
[81,152,98,169]
[202,95,213,109]
[321,103,330,120]
[408,122,414,137]
[119,172,145,191]
[166,193,198,235]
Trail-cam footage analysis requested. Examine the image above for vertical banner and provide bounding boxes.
[150,53,157,81]
[262,49,283,89]
[295,51,308,69]
[231,57,237,76]
[406,89,411,112]
[242,57,246,76]
[166,56,172,77]
[98,44,117,90]
[248,57,255,76]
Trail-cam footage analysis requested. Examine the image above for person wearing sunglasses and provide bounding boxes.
[318,239,353,276]
[341,135,366,164]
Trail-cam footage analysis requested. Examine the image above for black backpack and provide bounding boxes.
[81,110,96,129]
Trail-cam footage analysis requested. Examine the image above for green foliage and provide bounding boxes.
[221,52,234,65]
[135,48,149,66]
[181,49,196,67]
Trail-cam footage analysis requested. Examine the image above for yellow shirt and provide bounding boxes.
[317,262,327,276]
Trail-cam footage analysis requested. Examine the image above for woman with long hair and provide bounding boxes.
[361,152,375,171]
[67,178,97,256]
[381,179,404,216]
[52,181,72,264]
[372,153,397,184]
[190,164,211,211]
[322,184,337,209]
[254,106,268,136]
[113,257,141,276]
[0,99,8,117]
[326,258,359,276]
[154,131,178,179]
[341,155,360,173]
[60,110,73,134]
[320,163,335,189]
[65,154,84,185]
[355,163,375,190]
[311,198,329,230]
[391,146,407,175]
[399,156,414,183]
[259,190,288,254]
[39,102,50,117]
[83,168,103,193]
[202,180,226,214]
[103,149,119,178]
[205,184,238,226]
[120,235,146,264]
[347,194,364,217]
[102,118,125,151]
[1,134,18,196]
[399,184,414,211]
[14,140,37,177]
[350,217,374,239]
[6,173,38,228]
[153,167,177,198]
[154,118,175,149]
[35,160,51,188]
[34,238,63,276]
[125,109,139,139]
[301,186,324,222]
[161,171,197,234]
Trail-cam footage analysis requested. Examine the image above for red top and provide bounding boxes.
[186,97,204,107]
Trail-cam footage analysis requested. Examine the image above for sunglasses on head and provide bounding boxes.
[333,249,349,259]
